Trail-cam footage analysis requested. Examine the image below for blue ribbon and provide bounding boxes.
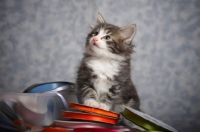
[23,82,77,110]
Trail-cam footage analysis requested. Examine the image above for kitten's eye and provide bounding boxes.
[93,32,98,36]
[104,35,110,40]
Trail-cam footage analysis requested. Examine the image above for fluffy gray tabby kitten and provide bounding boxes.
[76,13,140,114]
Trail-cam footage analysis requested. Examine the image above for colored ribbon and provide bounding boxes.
[45,85,69,110]
[24,82,77,110]
[122,108,176,132]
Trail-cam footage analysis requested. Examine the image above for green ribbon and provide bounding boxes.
[121,108,172,132]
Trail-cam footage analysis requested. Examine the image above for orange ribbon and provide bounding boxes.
[69,103,119,118]
[62,111,118,125]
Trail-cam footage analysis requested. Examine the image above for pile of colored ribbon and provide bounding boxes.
[41,103,140,132]
[1,81,178,132]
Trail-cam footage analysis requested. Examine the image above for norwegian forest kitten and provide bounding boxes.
[76,13,140,114]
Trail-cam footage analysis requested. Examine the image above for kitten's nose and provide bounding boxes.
[93,37,98,43]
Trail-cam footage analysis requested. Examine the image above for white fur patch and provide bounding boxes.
[99,103,110,111]
[87,57,120,80]
[86,57,122,96]
[84,98,100,108]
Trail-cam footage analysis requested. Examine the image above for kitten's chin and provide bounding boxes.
[85,46,125,61]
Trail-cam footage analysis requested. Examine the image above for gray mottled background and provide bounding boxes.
[0,0,200,131]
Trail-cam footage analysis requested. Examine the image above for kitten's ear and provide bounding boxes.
[90,13,105,29]
[96,13,105,24]
[120,24,136,44]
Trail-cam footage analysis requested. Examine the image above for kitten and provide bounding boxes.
[76,13,140,114]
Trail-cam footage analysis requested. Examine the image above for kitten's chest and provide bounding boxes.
[86,58,120,80]
[86,58,121,95]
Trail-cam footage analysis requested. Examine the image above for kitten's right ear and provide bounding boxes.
[96,13,105,24]
[120,24,136,45]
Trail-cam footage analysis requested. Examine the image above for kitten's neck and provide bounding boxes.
[84,53,126,62]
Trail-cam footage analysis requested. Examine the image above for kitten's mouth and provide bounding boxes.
[92,43,100,48]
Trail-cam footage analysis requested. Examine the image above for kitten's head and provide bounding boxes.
[85,13,136,60]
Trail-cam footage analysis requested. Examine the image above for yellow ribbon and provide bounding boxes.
[121,108,172,132]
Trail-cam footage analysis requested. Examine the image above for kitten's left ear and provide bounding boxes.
[97,13,105,24]
[120,24,136,44]
[90,13,105,29]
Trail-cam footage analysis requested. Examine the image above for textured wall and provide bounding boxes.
[0,0,200,131]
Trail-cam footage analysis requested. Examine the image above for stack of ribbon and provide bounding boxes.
[41,103,140,132]
[41,103,179,132]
